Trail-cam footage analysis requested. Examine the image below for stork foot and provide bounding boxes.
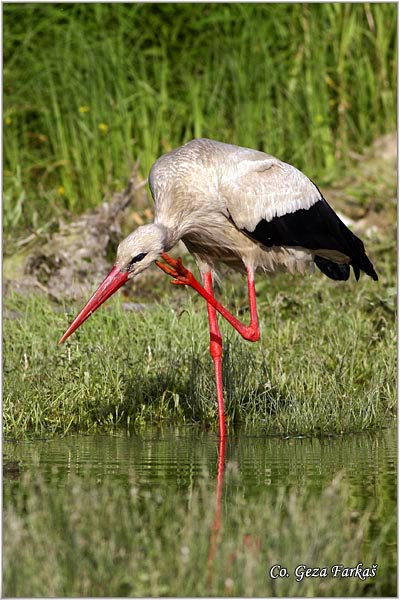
[156,253,260,345]
[155,253,195,287]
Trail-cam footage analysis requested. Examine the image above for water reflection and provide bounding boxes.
[4,427,396,586]
[3,427,396,597]
[207,435,226,583]
[200,428,396,585]
[4,427,396,502]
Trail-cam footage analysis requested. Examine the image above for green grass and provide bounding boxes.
[3,3,397,237]
[3,466,396,596]
[4,251,395,438]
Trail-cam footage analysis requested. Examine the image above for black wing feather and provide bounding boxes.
[314,256,350,281]
[242,197,378,281]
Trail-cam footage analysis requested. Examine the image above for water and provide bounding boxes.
[3,427,396,596]
[4,426,396,501]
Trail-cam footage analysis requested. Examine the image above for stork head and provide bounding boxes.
[115,223,167,278]
[59,224,168,344]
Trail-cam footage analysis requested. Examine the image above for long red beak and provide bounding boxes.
[58,266,129,344]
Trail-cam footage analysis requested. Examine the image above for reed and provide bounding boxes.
[3,3,397,235]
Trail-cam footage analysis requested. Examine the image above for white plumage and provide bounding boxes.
[147,138,375,280]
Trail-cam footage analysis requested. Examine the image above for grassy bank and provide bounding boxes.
[4,253,395,438]
[3,3,397,237]
[3,466,396,597]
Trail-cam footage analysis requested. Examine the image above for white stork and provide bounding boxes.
[59,138,378,437]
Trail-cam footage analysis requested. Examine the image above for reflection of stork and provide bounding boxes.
[59,139,378,438]
[207,435,226,586]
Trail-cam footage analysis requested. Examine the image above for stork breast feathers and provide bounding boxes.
[220,158,322,232]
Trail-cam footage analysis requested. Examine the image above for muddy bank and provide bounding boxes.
[4,164,152,302]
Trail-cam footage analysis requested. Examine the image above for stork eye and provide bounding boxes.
[129,252,147,267]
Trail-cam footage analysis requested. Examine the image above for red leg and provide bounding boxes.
[203,272,226,438]
[156,254,260,342]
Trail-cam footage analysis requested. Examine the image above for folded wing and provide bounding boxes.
[220,157,378,281]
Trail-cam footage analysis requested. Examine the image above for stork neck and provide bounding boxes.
[154,220,181,252]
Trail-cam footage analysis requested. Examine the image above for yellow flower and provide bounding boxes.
[315,114,324,124]
[58,186,65,195]
[79,105,90,113]
[98,123,108,133]
[5,116,12,125]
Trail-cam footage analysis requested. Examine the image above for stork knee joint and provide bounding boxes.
[210,341,222,359]
[243,326,260,342]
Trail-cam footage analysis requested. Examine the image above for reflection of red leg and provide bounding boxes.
[156,254,260,342]
[207,435,226,586]
[203,272,226,439]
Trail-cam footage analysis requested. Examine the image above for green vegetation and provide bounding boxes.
[3,3,397,238]
[4,257,395,438]
[4,465,396,597]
